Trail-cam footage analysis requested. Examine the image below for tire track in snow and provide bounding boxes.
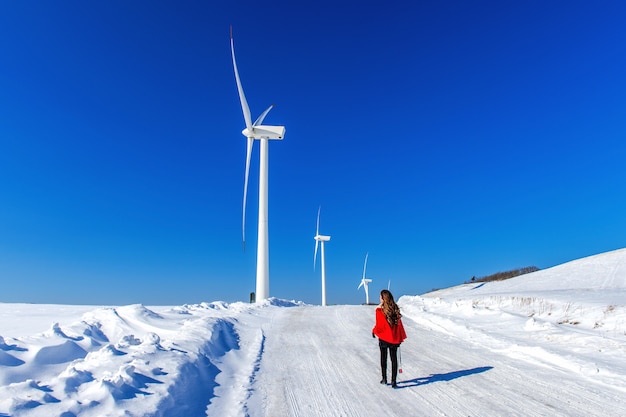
[206,327,266,417]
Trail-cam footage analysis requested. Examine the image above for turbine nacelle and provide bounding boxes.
[242,125,285,140]
[357,278,372,290]
[314,234,331,242]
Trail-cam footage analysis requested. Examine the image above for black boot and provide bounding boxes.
[380,376,387,385]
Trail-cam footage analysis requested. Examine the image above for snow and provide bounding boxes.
[1,249,626,416]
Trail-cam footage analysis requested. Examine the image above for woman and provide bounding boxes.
[372,289,407,388]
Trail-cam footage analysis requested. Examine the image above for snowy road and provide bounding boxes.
[242,305,625,417]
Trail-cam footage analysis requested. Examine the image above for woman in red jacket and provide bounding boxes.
[372,289,407,388]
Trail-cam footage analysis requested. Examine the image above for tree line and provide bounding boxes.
[467,266,540,284]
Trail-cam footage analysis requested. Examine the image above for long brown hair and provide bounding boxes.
[380,289,401,326]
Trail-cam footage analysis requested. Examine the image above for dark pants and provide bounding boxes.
[379,340,400,384]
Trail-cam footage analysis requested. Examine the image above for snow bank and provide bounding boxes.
[401,248,626,392]
[0,299,302,417]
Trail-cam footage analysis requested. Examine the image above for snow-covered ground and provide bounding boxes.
[1,248,626,416]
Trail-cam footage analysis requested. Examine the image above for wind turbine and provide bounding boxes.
[358,252,373,305]
[231,28,285,301]
[314,206,331,306]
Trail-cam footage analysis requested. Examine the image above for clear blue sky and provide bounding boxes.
[1,1,625,305]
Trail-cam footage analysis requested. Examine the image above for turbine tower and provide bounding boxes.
[358,252,373,305]
[314,206,331,306]
[231,28,285,301]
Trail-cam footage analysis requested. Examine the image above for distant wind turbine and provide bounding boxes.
[314,206,331,306]
[358,253,373,305]
[231,28,285,301]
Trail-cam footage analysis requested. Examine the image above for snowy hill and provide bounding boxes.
[1,248,626,416]
[428,247,626,298]
[409,247,626,336]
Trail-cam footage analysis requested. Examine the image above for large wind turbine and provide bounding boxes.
[358,252,373,305]
[231,28,285,301]
[314,206,331,306]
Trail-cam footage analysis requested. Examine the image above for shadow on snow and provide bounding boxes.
[397,366,493,388]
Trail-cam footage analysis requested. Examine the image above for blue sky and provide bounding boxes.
[1,1,626,305]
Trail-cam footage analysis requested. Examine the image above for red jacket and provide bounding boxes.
[372,307,407,345]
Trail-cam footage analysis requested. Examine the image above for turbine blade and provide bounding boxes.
[254,104,275,126]
[316,206,321,236]
[230,31,253,130]
[314,240,319,270]
[242,137,254,250]
[362,252,369,279]
[357,280,364,290]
